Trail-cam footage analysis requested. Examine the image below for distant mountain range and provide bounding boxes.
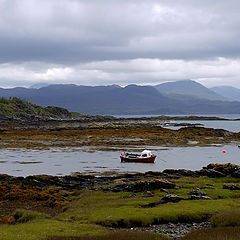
[210,86,240,101]
[30,82,51,89]
[0,80,240,115]
[154,80,226,101]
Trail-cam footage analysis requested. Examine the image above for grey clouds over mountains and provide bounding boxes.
[0,0,240,88]
[1,0,240,62]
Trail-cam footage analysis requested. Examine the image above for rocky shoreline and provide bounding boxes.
[1,163,239,191]
[0,163,239,217]
[0,114,238,131]
[0,162,240,238]
[129,221,211,239]
[0,116,240,239]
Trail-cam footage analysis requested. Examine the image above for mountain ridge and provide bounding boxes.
[154,80,227,101]
[211,86,240,101]
[0,82,240,115]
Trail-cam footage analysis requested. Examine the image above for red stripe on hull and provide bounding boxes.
[120,155,156,163]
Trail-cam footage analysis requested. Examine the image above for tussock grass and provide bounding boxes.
[47,230,169,240]
[171,176,240,199]
[1,176,240,239]
[56,189,240,227]
[181,226,240,240]
[211,210,240,227]
[14,209,50,223]
[0,220,105,240]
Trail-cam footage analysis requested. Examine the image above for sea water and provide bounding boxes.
[0,144,239,177]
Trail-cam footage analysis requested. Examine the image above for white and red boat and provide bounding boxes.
[120,150,156,163]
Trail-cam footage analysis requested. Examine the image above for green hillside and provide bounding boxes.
[0,97,76,121]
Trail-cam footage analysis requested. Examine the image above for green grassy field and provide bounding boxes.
[0,175,240,239]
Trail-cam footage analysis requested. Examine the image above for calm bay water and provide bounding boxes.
[1,115,240,177]
[0,144,239,177]
[168,120,240,132]
[115,114,240,132]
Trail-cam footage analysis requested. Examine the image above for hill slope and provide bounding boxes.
[0,84,240,115]
[0,84,184,114]
[0,97,74,121]
[155,80,226,101]
[211,86,240,101]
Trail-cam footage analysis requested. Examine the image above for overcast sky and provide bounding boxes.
[0,0,240,88]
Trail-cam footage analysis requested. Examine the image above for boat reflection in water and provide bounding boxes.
[120,150,156,163]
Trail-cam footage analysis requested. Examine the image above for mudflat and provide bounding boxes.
[0,118,240,149]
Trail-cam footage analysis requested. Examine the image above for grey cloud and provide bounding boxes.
[0,0,240,63]
[1,57,240,88]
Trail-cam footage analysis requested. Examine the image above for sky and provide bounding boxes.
[0,0,240,88]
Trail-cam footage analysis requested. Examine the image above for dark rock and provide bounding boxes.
[188,190,213,200]
[197,169,226,178]
[123,194,136,199]
[223,183,240,190]
[141,194,184,208]
[141,201,162,208]
[231,169,240,178]
[131,221,211,239]
[204,163,240,176]
[188,190,207,197]
[188,195,213,200]
[160,188,172,194]
[161,194,184,203]
[142,191,154,197]
[114,179,175,192]
[143,171,165,177]
[163,169,197,177]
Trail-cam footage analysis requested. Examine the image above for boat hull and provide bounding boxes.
[120,154,156,163]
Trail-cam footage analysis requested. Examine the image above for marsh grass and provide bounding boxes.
[1,176,240,239]
[13,209,50,223]
[181,227,240,240]
[0,220,105,240]
[47,230,169,240]
[211,210,240,227]
[171,176,240,199]
[56,189,240,227]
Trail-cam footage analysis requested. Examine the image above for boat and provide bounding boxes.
[120,150,156,163]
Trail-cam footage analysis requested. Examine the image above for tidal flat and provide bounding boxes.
[0,119,240,239]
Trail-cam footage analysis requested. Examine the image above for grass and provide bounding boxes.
[211,210,240,227]
[171,176,240,199]
[56,188,240,227]
[47,230,169,240]
[54,176,240,228]
[13,209,50,223]
[0,220,106,240]
[0,176,240,239]
[181,227,240,240]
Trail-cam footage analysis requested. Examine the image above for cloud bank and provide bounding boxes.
[0,57,240,88]
[0,0,239,87]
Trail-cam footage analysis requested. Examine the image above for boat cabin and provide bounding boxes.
[140,150,153,158]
